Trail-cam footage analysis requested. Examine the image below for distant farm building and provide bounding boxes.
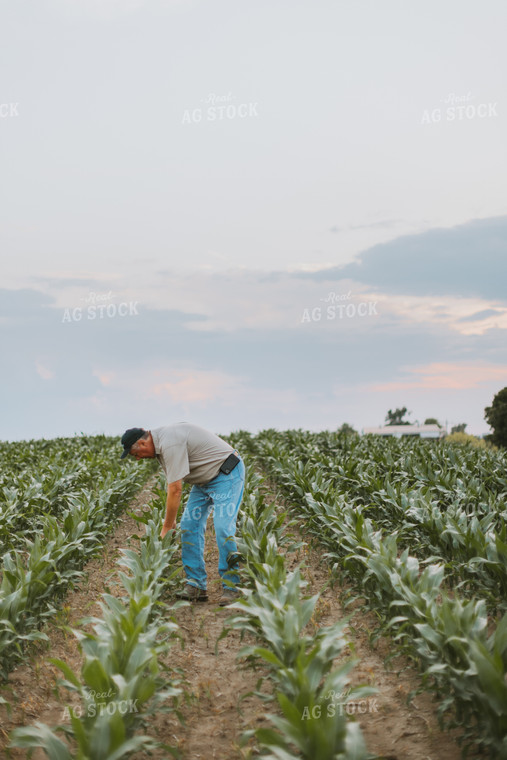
[362,424,445,439]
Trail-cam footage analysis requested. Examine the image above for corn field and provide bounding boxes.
[232,429,507,759]
[0,436,157,681]
[0,431,506,758]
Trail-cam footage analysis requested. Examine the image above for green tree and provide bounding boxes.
[337,422,358,436]
[424,418,441,426]
[385,407,411,426]
[451,423,467,434]
[484,387,507,448]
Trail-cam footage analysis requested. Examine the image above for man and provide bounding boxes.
[120,423,245,606]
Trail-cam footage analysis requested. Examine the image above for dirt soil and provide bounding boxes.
[0,474,482,760]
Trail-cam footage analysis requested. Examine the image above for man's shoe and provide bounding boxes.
[218,588,242,606]
[176,584,208,602]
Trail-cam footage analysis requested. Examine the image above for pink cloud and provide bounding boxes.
[149,370,241,405]
[93,371,116,386]
[36,362,54,380]
[371,362,507,392]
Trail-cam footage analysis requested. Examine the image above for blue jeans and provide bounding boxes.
[180,458,245,590]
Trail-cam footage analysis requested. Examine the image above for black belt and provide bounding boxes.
[219,451,241,474]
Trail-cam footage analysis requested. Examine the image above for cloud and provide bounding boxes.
[0,288,54,317]
[36,362,54,380]
[1,283,505,440]
[374,293,507,336]
[148,370,244,405]
[29,276,111,290]
[93,370,116,386]
[369,362,507,392]
[330,219,401,233]
[299,216,507,302]
[2,284,504,397]
[458,309,504,322]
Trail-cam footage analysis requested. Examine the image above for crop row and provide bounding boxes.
[9,478,184,758]
[0,436,156,680]
[0,436,153,552]
[237,430,507,758]
[220,443,375,760]
[246,430,507,611]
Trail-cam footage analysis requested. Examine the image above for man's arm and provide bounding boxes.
[161,479,183,538]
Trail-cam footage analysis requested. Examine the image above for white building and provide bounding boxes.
[361,424,445,439]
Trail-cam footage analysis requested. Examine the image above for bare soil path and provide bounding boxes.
[135,537,271,760]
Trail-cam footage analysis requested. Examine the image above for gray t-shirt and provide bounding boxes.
[150,423,234,486]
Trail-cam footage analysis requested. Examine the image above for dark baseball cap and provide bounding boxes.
[120,428,146,459]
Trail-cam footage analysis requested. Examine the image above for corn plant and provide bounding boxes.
[0,435,155,681]
[9,480,183,759]
[220,444,374,760]
[243,428,507,758]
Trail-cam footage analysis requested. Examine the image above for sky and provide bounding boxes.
[1,0,506,442]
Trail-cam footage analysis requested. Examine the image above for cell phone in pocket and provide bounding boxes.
[219,452,240,474]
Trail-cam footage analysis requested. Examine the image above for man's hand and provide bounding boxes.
[161,522,175,539]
